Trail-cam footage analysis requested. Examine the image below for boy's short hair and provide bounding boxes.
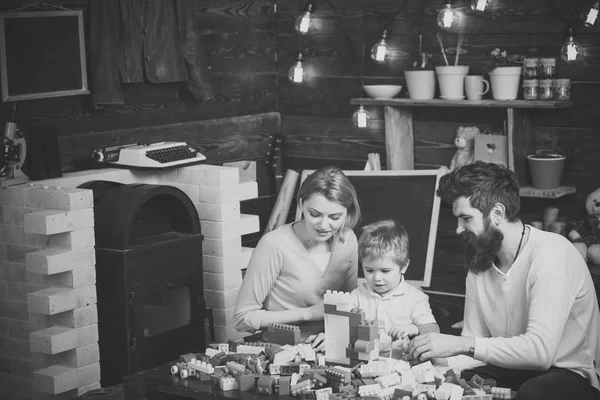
[358,219,409,269]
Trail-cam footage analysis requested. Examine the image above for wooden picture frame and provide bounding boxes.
[0,10,89,101]
[296,169,443,288]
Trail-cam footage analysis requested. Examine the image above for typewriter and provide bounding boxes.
[92,142,206,169]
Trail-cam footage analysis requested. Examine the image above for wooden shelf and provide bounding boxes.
[519,186,576,198]
[350,98,574,109]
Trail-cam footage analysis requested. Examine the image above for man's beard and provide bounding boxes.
[462,218,504,273]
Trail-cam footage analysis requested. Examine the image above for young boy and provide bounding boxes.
[350,219,440,357]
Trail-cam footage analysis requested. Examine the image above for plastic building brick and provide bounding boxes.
[237,374,258,392]
[358,383,382,397]
[374,372,401,389]
[413,383,437,396]
[218,343,230,354]
[273,346,299,365]
[218,376,240,391]
[357,320,378,341]
[236,344,266,355]
[469,374,485,389]
[179,353,196,363]
[298,343,317,361]
[317,353,326,366]
[279,376,292,396]
[205,348,220,357]
[311,372,328,389]
[209,351,228,367]
[462,395,493,400]
[412,363,435,384]
[393,388,413,399]
[280,363,302,376]
[315,387,333,400]
[298,363,311,374]
[490,387,511,399]
[189,360,215,374]
[326,367,352,385]
[324,290,353,310]
[256,375,274,395]
[290,379,313,396]
[225,361,246,374]
[269,364,281,375]
[380,386,396,400]
[267,322,302,345]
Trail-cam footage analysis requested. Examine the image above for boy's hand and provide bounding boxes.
[388,324,419,341]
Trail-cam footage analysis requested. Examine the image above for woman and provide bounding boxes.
[233,166,361,350]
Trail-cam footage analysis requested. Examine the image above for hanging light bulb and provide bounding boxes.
[370,30,390,64]
[288,53,306,83]
[561,27,584,62]
[582,1,599,27]
[471,0,489,12]
[353,106,369,128]
[295,1,314,35]
[437,0,459,29]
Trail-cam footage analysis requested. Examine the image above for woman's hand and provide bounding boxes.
[305,332,326,352]
[303,300,324,321]
[389,324,419,341]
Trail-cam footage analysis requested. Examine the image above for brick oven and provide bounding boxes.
[0,164,259,399]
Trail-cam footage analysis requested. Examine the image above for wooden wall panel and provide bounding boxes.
[57,112,280,171]
[277,0,600,295]
[0,0,278,171]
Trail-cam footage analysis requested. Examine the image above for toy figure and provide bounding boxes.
[450,126,479,171]
[568,188,600,264]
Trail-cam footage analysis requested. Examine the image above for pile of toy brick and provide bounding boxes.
[169,339,513,400]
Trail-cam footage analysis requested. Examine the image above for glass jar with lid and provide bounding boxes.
[523,79,539,100]
[523,58,540,79]
[539,79,554,100]
[539,58,556,79]
[554,78,571,100]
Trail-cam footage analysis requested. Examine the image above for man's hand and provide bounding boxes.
[389,324,419,341]
[305,332,326,352]
[408,332,473,362]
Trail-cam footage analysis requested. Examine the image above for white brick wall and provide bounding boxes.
[0,163,258,398]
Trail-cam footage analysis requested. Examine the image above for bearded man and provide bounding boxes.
[408,161,600,400]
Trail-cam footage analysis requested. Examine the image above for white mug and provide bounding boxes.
[465,75,490,100]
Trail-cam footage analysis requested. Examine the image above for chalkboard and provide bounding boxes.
[0,11,89,101]
[296,170,443,288]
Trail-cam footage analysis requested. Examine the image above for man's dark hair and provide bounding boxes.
[436,161,521,222]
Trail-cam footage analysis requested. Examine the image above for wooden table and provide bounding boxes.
[123,362,290,400]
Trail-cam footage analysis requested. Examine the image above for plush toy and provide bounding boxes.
[568,188,600,265]
[449,126,478,171]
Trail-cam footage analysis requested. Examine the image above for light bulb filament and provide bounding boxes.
[585,8,598,25]
[298,13,311,33]
[293,63,304,83]
[442,9,454,27]
[566,43,578,61]
[475,0,487,11]
[375,44,387,62]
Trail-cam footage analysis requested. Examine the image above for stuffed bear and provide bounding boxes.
[568,188,600,265]
[449,126,479,171]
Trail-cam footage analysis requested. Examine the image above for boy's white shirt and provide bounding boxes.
[349,279,437,354]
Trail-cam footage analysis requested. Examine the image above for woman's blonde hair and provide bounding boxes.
[297,166,361,241]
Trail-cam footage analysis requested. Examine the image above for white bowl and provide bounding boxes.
[363,85,403,99]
